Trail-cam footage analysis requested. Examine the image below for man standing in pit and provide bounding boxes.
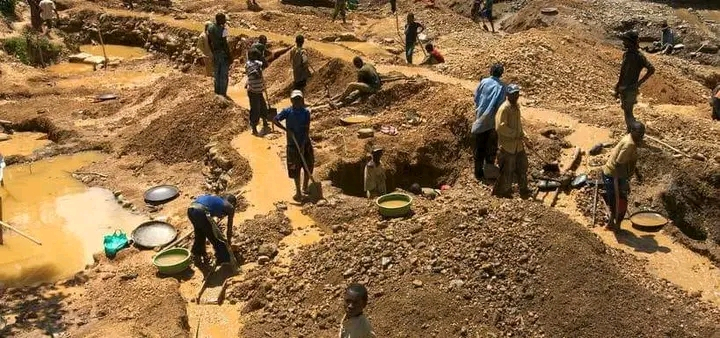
[290,35,310,91]
[38,0,59,35]
[207,13,231,97]
[187,194,236,266]
[472,63,506,180]
[404,13,425,64]
[273,90,314,202]
[340,284,376,338]
[615,30,655,132]
[480,0,495,33]
[602,121,645,232]
[250,35,271,68]
[364,148,387,198]
[493,84,530,198]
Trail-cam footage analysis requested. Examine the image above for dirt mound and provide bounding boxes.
[229,184,720,337]
[231,210,293,264]
[126,94,244,164]
[265,53,357,104]
[308,80,473,195]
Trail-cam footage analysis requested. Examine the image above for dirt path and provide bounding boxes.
[528,108,720,307]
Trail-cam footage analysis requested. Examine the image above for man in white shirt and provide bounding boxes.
[38,0,59,34]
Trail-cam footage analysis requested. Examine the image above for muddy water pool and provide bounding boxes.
[0,132,51,157]
[0,152,147,287]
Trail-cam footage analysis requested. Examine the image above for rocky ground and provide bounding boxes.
[1,0,720,337]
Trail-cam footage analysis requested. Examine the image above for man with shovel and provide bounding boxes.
[246,49,269,135]
[187,194,237,266]
[602,121,645,232]
[274,90,315,202]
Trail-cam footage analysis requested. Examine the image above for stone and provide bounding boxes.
[120,273,138,281]
[122,201,133,209]
[412,279,423,287]
[257,255,271,265]
[0,133,10,142]
[258,243,279,258]
[357,128,374,138]
[331,224,343,232]
[381,257,392,268]
[68,52,93,63]
[342,268,355,278]
[409,225,423,235]
[699,42,719,54]
[449,279,464,289]
[692,153,707,161]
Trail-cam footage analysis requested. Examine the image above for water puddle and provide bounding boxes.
[0,152,148,287]
[0,132,51,157]
[593,221,720,306]
[79,44,149,59]
[46,63,95,75]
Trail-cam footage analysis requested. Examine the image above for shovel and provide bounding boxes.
[289,131,323,201]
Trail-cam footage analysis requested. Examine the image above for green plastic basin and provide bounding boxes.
[152,248,191,275]
[375,193,413,218]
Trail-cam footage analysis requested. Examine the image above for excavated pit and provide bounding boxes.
[661,172,720,245]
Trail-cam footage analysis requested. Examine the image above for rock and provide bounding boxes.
[180,63,191,72]
[342,268,355,278]
[692,153,707,161]
[113,190,123,197]
[0,133,10,142]
[257,255,271,265]
[699,42,719,54]
[412,279,423,288]
[381,257,392,268]
[83,55,107,65]
[258,243,279,258]
[409,225,423,235]
[122,201,133,209]
[357,128,374,138]
[120,273,138,281]
[68,52,93,63]
[449,279,464,289]
[331,224,343,232]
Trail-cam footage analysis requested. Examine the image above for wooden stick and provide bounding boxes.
[157,230,193,253]
[97,24,109,71]
[645,135,691,158]
[71,171,108,178]
[0,220,42,245]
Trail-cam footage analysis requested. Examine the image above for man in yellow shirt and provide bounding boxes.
[493,84,530,198]
[602,121,645,231]
[196,22,214,77]
[364,148,386,198]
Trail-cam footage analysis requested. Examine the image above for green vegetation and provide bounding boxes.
[2,33,63,66]
[0,0,17,19]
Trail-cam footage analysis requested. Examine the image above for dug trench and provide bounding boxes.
[3,3,720,338]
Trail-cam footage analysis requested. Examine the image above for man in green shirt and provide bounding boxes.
[331,57,382,107]
[207,13,231,97]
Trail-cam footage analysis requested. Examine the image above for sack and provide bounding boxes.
[103,230,129,258]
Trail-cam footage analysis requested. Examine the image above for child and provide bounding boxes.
[339,284,375,338]
[364,148,387,198]
[420,43,445,65]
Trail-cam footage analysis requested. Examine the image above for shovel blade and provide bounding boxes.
[308,182,323,201]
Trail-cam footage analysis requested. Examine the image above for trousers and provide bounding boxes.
[493,149,529,197]
[213,53,230,96]
[187,207,231,263]
[473,129,497,179]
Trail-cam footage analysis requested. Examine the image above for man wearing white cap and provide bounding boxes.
[493,84,530,198]
[273,90,314,201]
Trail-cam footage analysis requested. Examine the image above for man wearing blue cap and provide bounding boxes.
[493,84,530,198]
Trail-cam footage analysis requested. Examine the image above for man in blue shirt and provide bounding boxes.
[471,63,506,180]
[187,193,236,266]
[273,90,314,202]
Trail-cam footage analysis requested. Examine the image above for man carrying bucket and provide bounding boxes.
[602,121,645,232]
[187,194,237,266]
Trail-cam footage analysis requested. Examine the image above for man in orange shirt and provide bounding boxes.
[420,43,444,65]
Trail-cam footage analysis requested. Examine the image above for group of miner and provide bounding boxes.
[181,6,714,338]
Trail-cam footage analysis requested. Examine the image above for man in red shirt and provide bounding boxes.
[420,43,445,65]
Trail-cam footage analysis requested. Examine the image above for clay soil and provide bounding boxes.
[2,0,720,337]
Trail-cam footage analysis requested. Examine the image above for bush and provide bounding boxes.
[2,34,63,66]
[0,0,17,19]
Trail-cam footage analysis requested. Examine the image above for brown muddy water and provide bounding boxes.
[0,152,147,287]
